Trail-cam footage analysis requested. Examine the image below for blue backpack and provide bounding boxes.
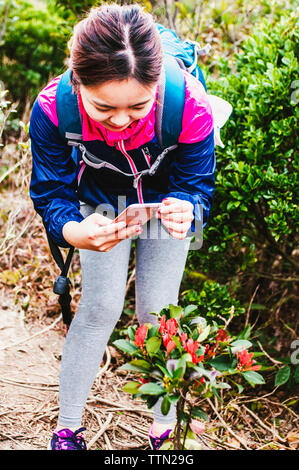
[51,24,211,329]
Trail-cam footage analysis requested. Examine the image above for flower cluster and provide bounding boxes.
[236,347,261,371]
[134,324,148,348]
[159,316,178,356]
[180,333,204,364]
[158,315,208,363]
[215,329,231,343]
[114,304,265,451]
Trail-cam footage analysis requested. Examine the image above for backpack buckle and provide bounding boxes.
[53,275,70,295]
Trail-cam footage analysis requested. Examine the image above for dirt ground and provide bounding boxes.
[0,288,156,450]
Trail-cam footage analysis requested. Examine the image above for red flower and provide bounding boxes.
[184,338,204,364]
[185,338,199,355]
[195,376,205,388]
[216,329,230,344]
[134,325,148,347]
[166,318,178,336]
[162,333,177,356]
[236,347,261,371]
[140,378,149,384]
[159,315,166,335]
[179,332,188,349]
[205,343,216,358]
[159,316,178,336]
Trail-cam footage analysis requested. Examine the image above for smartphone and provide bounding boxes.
[113,203,162,227]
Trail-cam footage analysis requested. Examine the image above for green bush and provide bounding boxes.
[189,13,298,282]
[0,0,71,111]
[181,280,246,322]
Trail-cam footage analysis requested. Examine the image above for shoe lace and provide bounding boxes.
[57,427,87,450]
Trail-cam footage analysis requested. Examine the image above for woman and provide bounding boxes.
[29,3,216,450]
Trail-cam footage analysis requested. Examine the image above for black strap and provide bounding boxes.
[46,232,75,328]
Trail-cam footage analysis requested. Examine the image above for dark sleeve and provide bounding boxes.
[29,99,84,248]
[164,129,216,232]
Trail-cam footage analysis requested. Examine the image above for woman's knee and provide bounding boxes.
[75,294,125,328]
[136,297,179,326]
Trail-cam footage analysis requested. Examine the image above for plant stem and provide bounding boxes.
[174,395,184,449]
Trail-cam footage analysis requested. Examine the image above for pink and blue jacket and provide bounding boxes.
[29,70,215,247]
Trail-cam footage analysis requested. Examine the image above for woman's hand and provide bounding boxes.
[156,197,194,240]
[62,212,143,252]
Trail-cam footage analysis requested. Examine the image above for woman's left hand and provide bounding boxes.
[156,197,194,239]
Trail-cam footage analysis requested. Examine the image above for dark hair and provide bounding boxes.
[69,3,163,91]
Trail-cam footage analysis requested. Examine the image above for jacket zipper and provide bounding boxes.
[142,147,151,168]
[77,159,86,186]
[117,140,144,203]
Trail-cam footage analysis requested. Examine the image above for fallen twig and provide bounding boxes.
[245,284,260,328]
[87,412,113,450]
[0,376,58,391]
[125,267,135,296]
[90,395,153,415]
[257,340,283,365]
[0,314,62,351]
[241,405,286,443]
[206,397,250,450]
[96,347,111,381]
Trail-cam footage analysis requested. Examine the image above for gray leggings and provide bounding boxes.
[58,203,191,428]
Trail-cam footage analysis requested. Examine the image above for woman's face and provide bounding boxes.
[80,78,158,131]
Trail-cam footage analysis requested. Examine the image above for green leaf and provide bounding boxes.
[214,381,231,389]
[211,386,223,403]
[119,363,147,373]
[294,367,299,384]
[113,339,138,355]
[146,336,161,356]
[174,357,186,378]
[122,381,141,394]
[156,363,172,378]
[171,335,182,353]
[238,325,252,340]
[127,326,136,341]
[242,370,265,385]
[183,304,198,318]
[191,407,209,421]
[208,356,232,371]
[129,359,151,371]
[230,339,252,351]
[168,394,180,405]
[138,382,165,396]
[169,304,184,319]
[275,365,291,386]
[230,190,243,200]
[146,394,161,409]
[161,395,171,415]
[197,325,211,342]
[148,324,160,338]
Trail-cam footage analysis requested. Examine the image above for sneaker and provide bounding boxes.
[48,427,87,450]
[148,424,174,450]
